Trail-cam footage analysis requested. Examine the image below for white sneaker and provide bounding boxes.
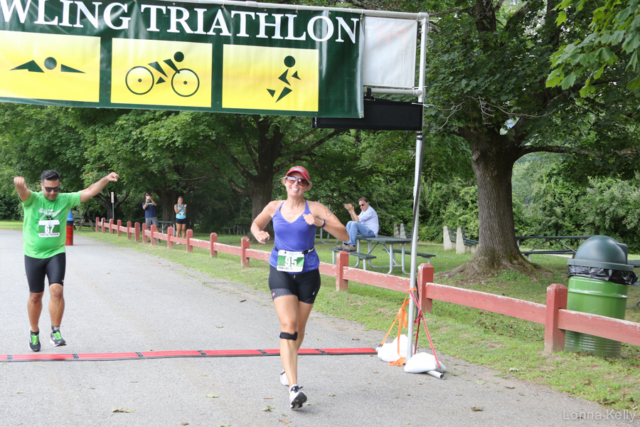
[280,370,289,386]
[289,385,307,409]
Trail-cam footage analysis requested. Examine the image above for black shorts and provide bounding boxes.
[24,253,66,294]
[268,266,321,304]
[176,218,187,225]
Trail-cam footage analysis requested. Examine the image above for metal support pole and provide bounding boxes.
[406,16,429,362]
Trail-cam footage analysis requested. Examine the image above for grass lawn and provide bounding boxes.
[3,221,639,412]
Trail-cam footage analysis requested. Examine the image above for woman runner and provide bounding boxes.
[251,166,349,409]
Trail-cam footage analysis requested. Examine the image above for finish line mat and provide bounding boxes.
[0,348,377,362]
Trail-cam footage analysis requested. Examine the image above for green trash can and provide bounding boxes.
[565,236,637,357]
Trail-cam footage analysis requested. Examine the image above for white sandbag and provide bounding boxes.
[376,334,408,362]
[391,335,408,357]
[376,342,400,362]
[404,352,446,374]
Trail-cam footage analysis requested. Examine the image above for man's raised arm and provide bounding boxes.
[13,177,31,202]
[80,172,119,203]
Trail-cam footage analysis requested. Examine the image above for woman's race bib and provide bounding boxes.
[277,250,305,272]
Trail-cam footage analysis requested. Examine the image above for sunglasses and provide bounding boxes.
[44,186,61,192]
[359,203,366,207]
[285,176,309,186]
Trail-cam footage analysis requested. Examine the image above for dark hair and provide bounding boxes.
[359,197,369,204]
[41,170,60,183]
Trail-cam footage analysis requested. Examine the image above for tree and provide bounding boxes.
[415,0,639,278]
[0,104,129,220]
[195,114,346,221]
[547,0,640,96]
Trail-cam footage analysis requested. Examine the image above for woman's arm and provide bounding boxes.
[251,201,279,244]
[307,202,349,242]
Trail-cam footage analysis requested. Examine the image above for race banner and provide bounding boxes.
[0,0,364,118]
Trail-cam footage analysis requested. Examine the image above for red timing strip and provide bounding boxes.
[1,348,376,363]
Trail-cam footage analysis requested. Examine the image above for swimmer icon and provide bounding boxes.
[125,52,199,97]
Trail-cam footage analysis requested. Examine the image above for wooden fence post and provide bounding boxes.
[96,217,100,232]
[126,221,132,239]
[167,227,173,249]
[241,236,250,267]
[109,219,114,234]
[210,233,217,258]
[142,223,148,243]
[418,263,434,313]
[335,251,349,291]
[101,218,106,233]
[135,222,140,242]
[150,224,157,245]
[117,220,122,237]
[186,229,193,253]
[544,283,568,354]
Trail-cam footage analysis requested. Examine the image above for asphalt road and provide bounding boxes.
[1,229,637,427]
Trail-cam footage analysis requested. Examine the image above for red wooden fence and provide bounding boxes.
[95,218,640,353]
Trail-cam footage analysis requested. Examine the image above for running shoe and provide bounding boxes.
[29,331,41,352]
[280,370,289,387]
[289,385,307,409]
[50,329,66,347]
[335,243,346,250]
[343,244,357,252]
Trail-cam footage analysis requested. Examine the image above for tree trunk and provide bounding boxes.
[444,133,547,279]
[158,187,179,223]
[249,178,275,222]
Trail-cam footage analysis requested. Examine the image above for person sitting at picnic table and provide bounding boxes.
[336,197,379,252]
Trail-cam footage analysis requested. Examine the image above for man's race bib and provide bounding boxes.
[277,250,305,272]
[39,219,60,238]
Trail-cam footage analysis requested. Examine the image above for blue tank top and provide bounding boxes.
[176,204,186,220]
[269,201,319,273]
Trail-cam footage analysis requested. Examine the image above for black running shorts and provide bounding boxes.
[268,266,321,304]
[176,218,187,225]
[24,253,66,294]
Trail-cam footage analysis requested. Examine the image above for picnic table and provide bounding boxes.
[158,221,174,234]
[223,223,250,235]
[316,227,337,243]
[73,217,95,232]
[331,235,435,275]
[516,235,593,260]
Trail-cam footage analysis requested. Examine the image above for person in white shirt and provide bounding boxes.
[336,197,379,252]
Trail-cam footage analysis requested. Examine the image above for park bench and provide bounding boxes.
[388,248,436,264]
[329,247,377,271]
[442,226,478,254]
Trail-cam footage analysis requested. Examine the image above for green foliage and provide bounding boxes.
[514,154,640,251]
[548,0,640,95]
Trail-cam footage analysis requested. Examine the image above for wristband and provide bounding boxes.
[320,219,326,228]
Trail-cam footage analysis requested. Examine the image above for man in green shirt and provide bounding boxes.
[14,169,119,352]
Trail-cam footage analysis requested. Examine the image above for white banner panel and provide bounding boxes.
[363,17,417,89]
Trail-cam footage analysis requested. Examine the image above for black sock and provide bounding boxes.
[31,330,39,336]
[52,326,60,332]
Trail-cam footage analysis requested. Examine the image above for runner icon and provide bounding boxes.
[126,52,199,97]
[267,56,300,103]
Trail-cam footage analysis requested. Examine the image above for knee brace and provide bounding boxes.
[280,331,298,341]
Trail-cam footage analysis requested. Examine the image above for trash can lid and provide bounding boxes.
[567,235,634,271]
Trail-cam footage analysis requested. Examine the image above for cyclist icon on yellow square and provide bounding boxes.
[111,39,212,108]
[0,31,100,102]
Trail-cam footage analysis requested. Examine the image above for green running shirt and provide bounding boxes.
[20,191,82,259]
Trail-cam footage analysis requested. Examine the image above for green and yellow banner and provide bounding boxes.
[0,0,363,118]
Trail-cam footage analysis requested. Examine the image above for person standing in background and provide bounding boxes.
[142,193,158,229]
[174,196,187,239]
